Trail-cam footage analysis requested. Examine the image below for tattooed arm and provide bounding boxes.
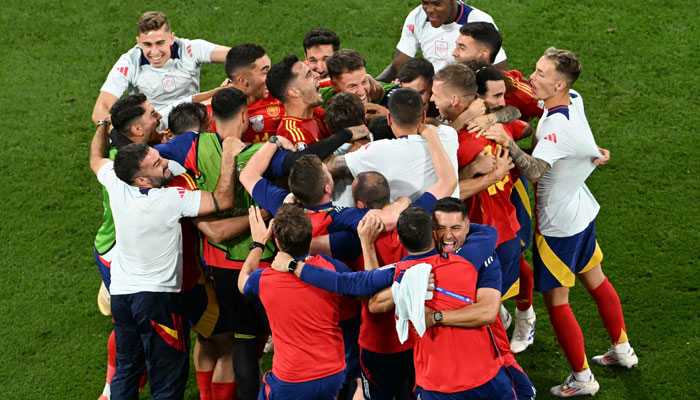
[482,124,550,183]
[325,154,353,180]
[469,105,521,136]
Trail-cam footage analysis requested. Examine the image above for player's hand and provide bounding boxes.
[418,123,438,138]
[275,135,296,152]
[366,74,386,103]
[222,137,246,157]
[283,192,299,205]
[220,78,234,88]
[594,147,610,166]
[348,124,371,141]
[271,251,294,273]
[492,146,514,178]
[481,124,510,146]
[469,113,497,137]
[364,103,389,122]
[466,149,495,177]
[248,206,273,244]
[358,213,384,247]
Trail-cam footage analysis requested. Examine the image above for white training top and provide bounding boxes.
[98,162,202,295]
[532,90,602,237]
[345,124,460,201]
[396,1,506,72]
[100,37,217,124]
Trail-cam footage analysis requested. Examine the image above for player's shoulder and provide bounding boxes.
[463,2,496,24]
[569,89,584,106]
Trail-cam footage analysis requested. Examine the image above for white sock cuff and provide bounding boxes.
[515,305,535,319]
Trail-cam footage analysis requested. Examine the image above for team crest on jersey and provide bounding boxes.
[162,76,176,93]
[266,104,281,118]
[250,115,265,132]
[177,187,186,198]
[435,40,449,58]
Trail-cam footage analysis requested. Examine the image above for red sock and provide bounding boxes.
[588,278,628,344]
[138,367,148,391]
[196,370,214,400]
[548,303,589,371]
[515,255,534,311]
[211,381,237,400]
[106,329,117,383]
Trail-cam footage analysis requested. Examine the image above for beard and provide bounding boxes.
[153,167,175,188]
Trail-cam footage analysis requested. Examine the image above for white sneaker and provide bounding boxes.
[499,304,512,330]
[592,346,638,369]
[263,336,274,354]
[510,310,536,353]
[549,373,600,397]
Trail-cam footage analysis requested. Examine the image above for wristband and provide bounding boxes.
[287,259,298,273]
[249,241,265,251]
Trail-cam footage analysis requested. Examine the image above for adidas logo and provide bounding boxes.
[544,133,557,143]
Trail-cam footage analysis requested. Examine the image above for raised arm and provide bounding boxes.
[209,45,231,63]
[376,49,411,83]
[197,137,245,216]
[89,121,113,175]
[238,206,273,294]
[421,124,458,199]
[240,141,277,194]
[469,106,521,136]
[92,92,118,124]
[358,214,384,271]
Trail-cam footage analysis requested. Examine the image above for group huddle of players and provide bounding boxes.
[89,2,638,400]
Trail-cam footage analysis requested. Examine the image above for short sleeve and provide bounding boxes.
[243,268,263,297]
[178,189,202,218]
[251,178,290,216]
[411,191,437,213]
[455,223,498,268]
[328,230,362,261]
[475,252,502,291]
[183,38,218,64]
[395,9,420,57]
[328,207,370,232]
[99,52,134,99]
[532,118,574,167]
[155,131,198,166]
[344,140,389,178]
[97,161,118,188]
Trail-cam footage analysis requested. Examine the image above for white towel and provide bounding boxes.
[392,263,433,343]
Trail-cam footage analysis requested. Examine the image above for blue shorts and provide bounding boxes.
[111,292,189,400]
[506,366,535,400]
[93,247,112,291]
[259,370,345,400]
[414,366,516,399]
[180,281,229,338]
[359,348,414,400]
[533,220,603,292]
[510,176,532,251]
[496,237,521,300]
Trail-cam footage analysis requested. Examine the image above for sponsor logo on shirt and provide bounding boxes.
[162,76,176,93]
[186,44,193,58]
[543,133,557,143]
[435,40,449,58]
[250,115,265,132]
[407,24,415,33]
[117,66,129,77]
[266,104,281,118]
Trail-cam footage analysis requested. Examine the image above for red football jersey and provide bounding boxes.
[358,230,411,354]
[456,129,520,245]
[257,255,346,382]
[243,96,285,143]
[166,173,204,291]
[503,69,543,122]
[276,107,332,150]
[395,253,503,392]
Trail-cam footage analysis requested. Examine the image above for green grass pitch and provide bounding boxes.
[0,0,698,398]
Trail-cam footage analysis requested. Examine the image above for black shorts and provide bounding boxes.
[211,266,270,336]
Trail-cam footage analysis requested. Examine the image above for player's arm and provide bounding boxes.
[359,214,384,270]
[209,45,231,63]
[421,124,458,199]
[193,214,251,244]
[197,137,245,216]
[459,149,494,179]
[91,92,118,124]
[325,154,352,180]
[458,146,513,200]
[368,287,394,313]
[238,206,273,294]
[89,120,113,175]
[482,125,550,183]
[367,197,411,232]
[240,141,277,195]
[469,106,521,136]
[376,49,412,83]
[425,287,501,329]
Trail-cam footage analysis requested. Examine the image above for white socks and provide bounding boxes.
[515,305,535,319]
[573,368,593,382]
[614,341,631,353]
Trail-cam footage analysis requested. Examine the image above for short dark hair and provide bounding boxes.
[353,172,391,209]
[266,55,300,103]
[288,154,327,205]
[367,115,394,141]
[397,57,435,85]
[433,63,477,98]
[431,197,468,219]
[138,11,170,34]
[466,60,505,96]
[211,88,247,121]
[110,94,147,136]
[543,47,581,86]
[113,142,149,185]
[273,204,313,258]
[459,22,502,64]
[168,102,208,135]
[225,43,267,79]
[303,28,341,52]
[326,49,366,81]
[388,88,424,128]
[324,92,365,132]
[396,206,433,253]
